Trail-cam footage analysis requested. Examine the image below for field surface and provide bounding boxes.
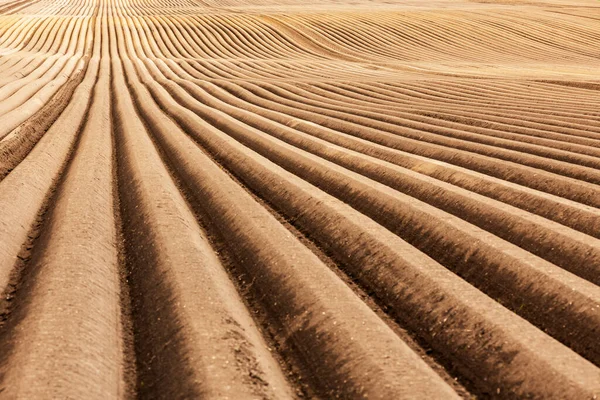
[0,0,600,398]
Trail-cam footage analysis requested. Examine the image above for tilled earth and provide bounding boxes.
[0,0,599,398]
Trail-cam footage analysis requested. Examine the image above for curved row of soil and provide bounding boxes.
[0,0,599,398]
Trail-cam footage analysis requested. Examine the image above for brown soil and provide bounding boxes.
[0,0,599,398]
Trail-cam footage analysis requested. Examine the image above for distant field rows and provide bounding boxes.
[0,0,599,398]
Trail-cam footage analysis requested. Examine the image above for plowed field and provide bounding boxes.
[1,0,599,398]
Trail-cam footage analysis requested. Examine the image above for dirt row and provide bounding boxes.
[1,0,600,398]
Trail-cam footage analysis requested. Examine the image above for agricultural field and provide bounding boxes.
[0,0,599,398]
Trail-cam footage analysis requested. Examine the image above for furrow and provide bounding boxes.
[122,45,461,399]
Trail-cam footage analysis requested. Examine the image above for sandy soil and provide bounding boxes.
[0,0,599,398]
